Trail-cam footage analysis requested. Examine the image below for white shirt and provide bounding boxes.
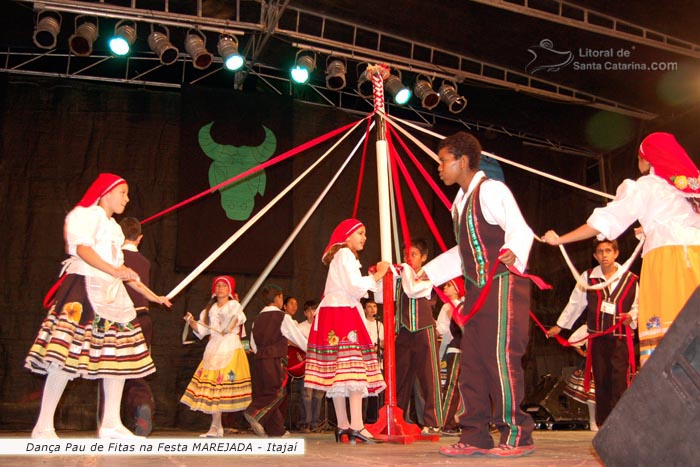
[365,319,384,347]
[588,174,700,256]
[436,299,462,359]
[193,300,247,370]
[423,171,534,286]
[298,319,312,340]
[250,306,308,353]
[556,263,639,330]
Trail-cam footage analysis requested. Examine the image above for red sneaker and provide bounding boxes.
[487,443,536,458]
[439,442,489,457]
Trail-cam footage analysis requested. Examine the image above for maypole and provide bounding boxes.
[366,64,421,444]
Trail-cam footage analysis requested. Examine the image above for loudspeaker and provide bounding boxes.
[522,371,589,428]
[593,289,700,467]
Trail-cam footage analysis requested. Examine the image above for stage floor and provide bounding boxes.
[0,429,603,466]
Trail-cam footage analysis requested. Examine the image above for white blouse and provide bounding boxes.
[587,174,700,256]
[193,300,247,370]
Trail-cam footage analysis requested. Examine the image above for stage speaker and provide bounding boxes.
[522,371,588,428]
[593,289,700,466]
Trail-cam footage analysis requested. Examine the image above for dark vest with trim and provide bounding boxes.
[252,309,287,359]
[585,268,638,338]
[455,178,508,287]
[394,276,436,332]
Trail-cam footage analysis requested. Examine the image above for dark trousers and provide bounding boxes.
[441,350,462,430]
[395,326,442,427]
[247,357,287,436]
[458,273,534,449]
[590,335,630,426]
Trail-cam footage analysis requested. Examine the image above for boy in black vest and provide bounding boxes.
[548,239,638,427]
[245,284,307,437]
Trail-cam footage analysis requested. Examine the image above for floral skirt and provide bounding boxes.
[304,305,386,398]
[180,348,252,413]
[25,274,155,379]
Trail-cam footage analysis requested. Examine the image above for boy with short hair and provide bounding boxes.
[245,285,307,437]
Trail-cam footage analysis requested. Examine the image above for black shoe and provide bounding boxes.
[335,427,350,443]
[349,427,382,444]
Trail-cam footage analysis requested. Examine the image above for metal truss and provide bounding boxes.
[10,0,659,120]
[471,0,700,60]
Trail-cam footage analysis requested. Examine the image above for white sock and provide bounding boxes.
[348,391,365,431]
[33,371,69,433]
[587,401,598,431]
[333,397,349,429]
[101,378,126,428]
[211,412,222,430]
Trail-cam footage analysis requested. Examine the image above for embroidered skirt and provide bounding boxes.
[563,368,595,404]
[180,348,252,413]
[304,305,386,398]
[638,245,700,365]
[25,274,155,379]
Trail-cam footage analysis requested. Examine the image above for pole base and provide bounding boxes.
[366,404,421,444]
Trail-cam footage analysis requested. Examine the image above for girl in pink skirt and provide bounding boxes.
[304,219,389,443]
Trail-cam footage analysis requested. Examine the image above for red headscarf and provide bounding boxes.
[639,132,700,195]
[448,277,466,298]
[212,275,236,298]
[322,218,364,261]
[76,173,127,207]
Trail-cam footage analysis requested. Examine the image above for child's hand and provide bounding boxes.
[158,296,173,308]
[373,261,390,281]
[184,312,194,324]
[497,249,516,266]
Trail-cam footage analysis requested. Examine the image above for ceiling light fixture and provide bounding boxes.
[68,15,98,57]
[414,75,440,110]
[325,56,347,90]
[439,81,467,114]
[148,25,179,66]
[290,50,316,84]
[185,29,213,70]
[33,11,61,50]
[109,20,136,56]
[217,34,244,71]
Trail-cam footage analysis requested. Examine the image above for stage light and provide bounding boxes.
[217,34,244,71]
[356,66,374,98]
[185,29,213,70]
[439,81,467,113]
[33,11,61,49]
[148,25,178,65]
[290,50,316,84]
[414,75,440,110]
[325,57,347,90]
[384,73,411,105]
[109,20,136,56]
[68,16,97,56]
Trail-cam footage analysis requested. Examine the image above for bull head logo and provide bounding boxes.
[198,122,277,220]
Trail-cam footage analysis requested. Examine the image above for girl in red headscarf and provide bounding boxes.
[304,219,390,443]
[25,173,172,439]
[181,275,252,437]
[543,133,700,365]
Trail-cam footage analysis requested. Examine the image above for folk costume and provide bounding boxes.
[26,173,154,439]
[304,220,386,398]
[180,276,252,416]
[392,265,443,430]
[435,278,466,433]
[247,300,308,437]
[423,171,536,451]
[587,132,700,365]
[555,263,639,425]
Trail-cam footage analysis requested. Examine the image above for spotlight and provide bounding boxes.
[109,20,136,56]
[68,16,97,56]
[217,34,244,71]
[439,81,467,114]
[185,29,213,70]
[290,50,316,84]
[148,25,178,65]
[384,73,411,105]
[33,11,61,50]
[325,56,346,90]
[356,65,374,98]
[414,75,440,110]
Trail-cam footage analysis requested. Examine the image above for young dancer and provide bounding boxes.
[25,173,172,439]
[304,218,389,444]
[181,276,252,437]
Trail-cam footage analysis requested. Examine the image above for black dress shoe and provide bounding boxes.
[334,427,350,443]
[349,427,382,444]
